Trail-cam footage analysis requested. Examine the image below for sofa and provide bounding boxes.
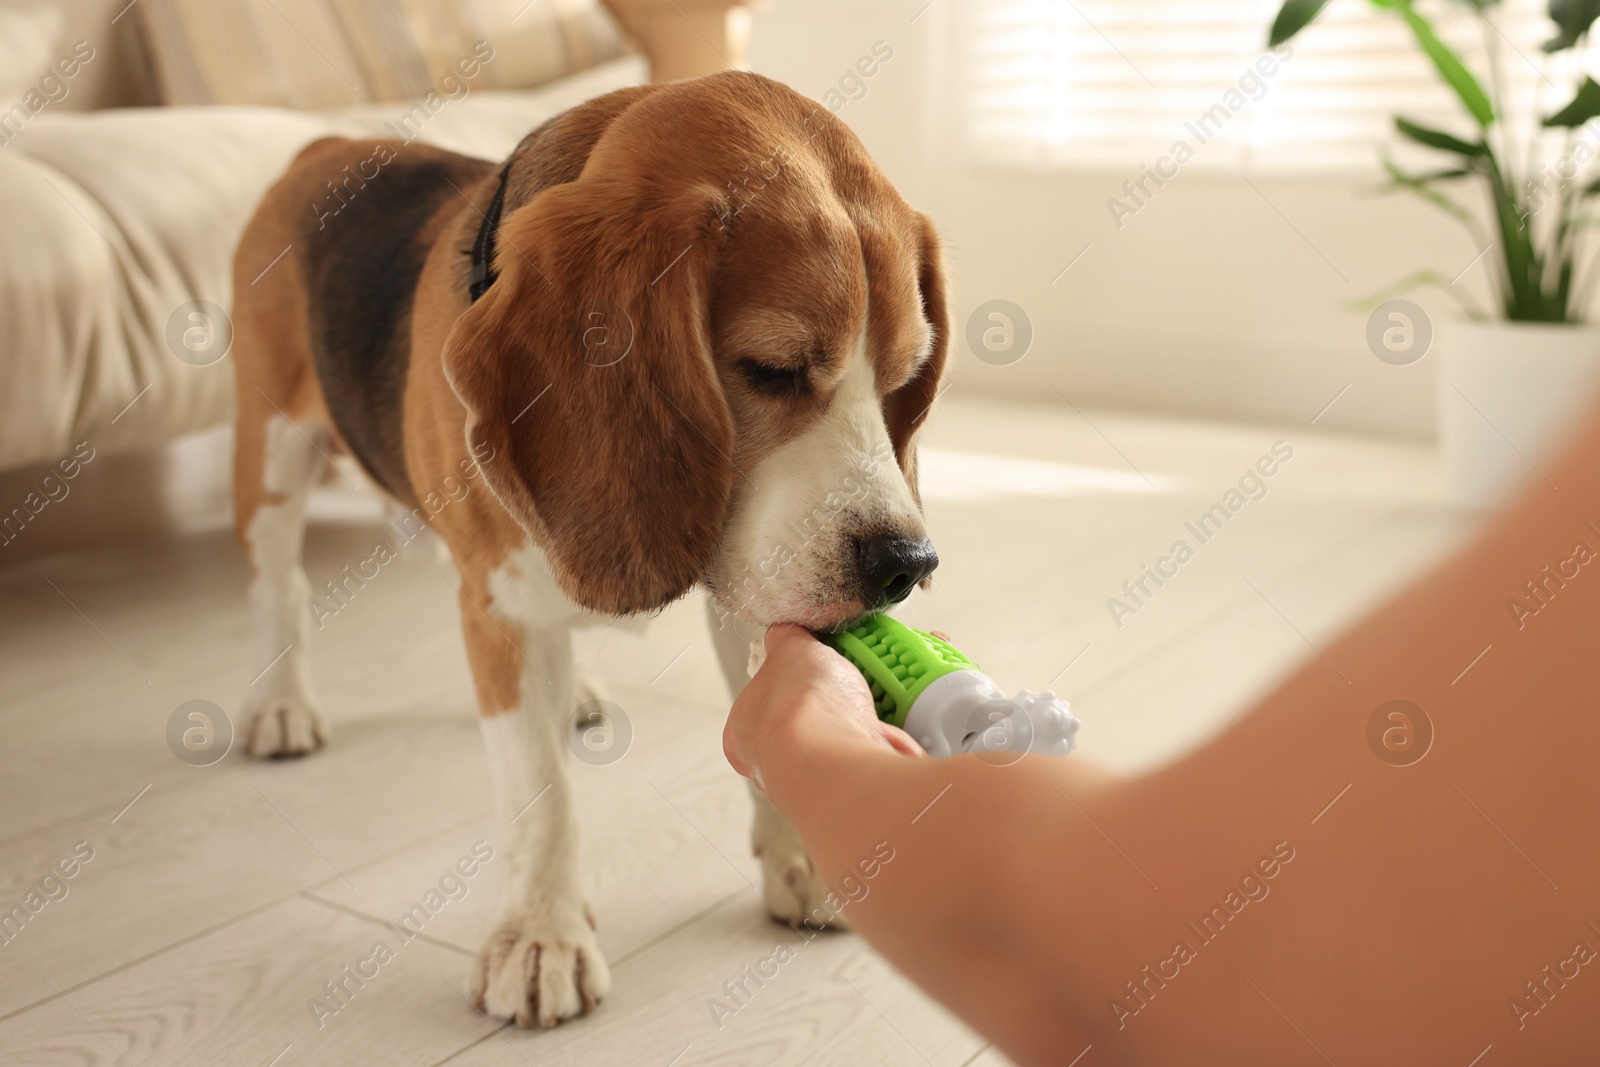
[0,0,748,475]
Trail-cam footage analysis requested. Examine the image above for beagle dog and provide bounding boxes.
[230,70,946,1028]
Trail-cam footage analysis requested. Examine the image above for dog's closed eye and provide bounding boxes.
[737,358,809,399]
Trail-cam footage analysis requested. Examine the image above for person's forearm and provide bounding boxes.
[758,719,1126,1064]
[1025,403,1600,1061]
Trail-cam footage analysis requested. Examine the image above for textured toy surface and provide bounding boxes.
[822,614,1080,759]
[822,614,978,727]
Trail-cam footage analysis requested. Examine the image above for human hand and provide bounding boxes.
[723,623,924,789]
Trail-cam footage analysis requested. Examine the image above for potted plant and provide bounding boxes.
[1271,0,1600,507]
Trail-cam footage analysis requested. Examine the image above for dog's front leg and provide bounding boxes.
[456,569,609,1028]
[707,606,846,929]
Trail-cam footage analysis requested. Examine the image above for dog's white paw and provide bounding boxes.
[244,696,328,758]
[754,828,848,930]
[470,910,611,1028]
[748,783,845,928]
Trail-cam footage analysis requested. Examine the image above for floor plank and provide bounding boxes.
[439,890,985,1067]
[0,897,492,1067]
[0,711,496,1017]
[306,696,759,963]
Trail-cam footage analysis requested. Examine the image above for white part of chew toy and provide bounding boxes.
[902,669,1079,760]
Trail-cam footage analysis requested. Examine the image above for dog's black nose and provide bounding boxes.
[855,536,939,608]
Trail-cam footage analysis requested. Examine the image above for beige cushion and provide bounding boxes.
[0,55,645,473]
[0,3,65,98]
[135,0,630,108]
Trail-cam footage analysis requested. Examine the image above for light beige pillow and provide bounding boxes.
[134,0,631,108]
[0,2,65,99]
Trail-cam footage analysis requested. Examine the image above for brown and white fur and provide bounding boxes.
[230,71,947,1028]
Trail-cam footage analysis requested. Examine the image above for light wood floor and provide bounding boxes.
[0,396,1474,1066]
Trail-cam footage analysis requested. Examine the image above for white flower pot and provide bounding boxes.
[1437,320,1600,509]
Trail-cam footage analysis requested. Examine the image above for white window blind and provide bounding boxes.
[967,0,1571,172]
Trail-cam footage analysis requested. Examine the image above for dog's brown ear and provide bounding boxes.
[884,212,949,504]
[443,180,735,615]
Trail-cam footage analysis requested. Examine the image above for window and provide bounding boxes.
[967,0,1572,172]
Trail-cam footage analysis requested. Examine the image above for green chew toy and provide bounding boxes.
[823,614,979,728]
[820,614,1079,760]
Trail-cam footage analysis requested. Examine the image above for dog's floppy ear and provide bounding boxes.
[884,212,949,504]
[443,179,735,615]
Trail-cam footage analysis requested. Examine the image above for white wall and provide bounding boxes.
[749,0,1494,439]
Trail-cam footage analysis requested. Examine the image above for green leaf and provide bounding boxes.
[1345,269,1490,321]
[1395,116,1487,156]
[1269,0,1333,45]
[1481,155,1552,319]
[1544,0,1600,52]
[1385,161,1474,182]
[1397,1,1497,126]
[1379,156,1479,227]
[1545,75,1600,126]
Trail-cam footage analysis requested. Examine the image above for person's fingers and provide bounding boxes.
[876,721,927,759]
[763,621,813,657]
[724,622,919,787]
[759,624,870,708]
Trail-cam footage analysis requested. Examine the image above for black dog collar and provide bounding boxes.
[468,166,510,303]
